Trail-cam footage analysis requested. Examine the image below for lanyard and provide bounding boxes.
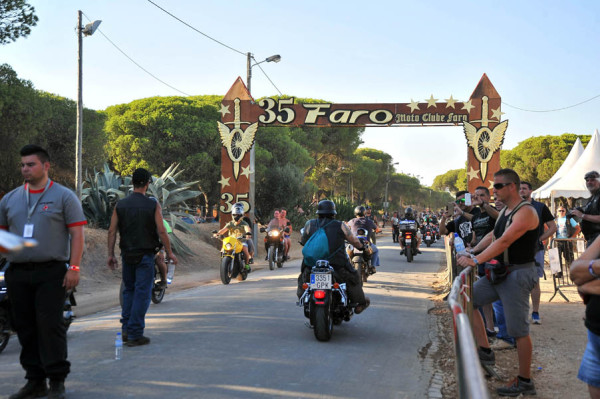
[26,179,51,222]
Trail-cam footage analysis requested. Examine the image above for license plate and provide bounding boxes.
[425,236,431,240]
[406,239,412,243]
[310,273,331,289]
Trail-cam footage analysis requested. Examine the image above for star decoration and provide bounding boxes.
[426,94,438,108]
[491,107,505,121]
[218,175,230,188]
[467,167,480,181]
[488,180,494,190]
[219,104,230,117]
[461,99,475,113]
[445,95,457,109]
[407,99,420,113]
[240,165,253,179]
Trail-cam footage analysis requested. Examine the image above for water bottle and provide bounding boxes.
[454,233,465,253]
[115,332,123,360]
[166,259,175,284]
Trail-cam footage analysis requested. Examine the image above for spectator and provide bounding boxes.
[570,239,600,398]
[279,208,292,260]
[555,206,580,269]
[439,190,475,245]
[458,168,539,396]
[520,181,557,325]
[571,171,600,246]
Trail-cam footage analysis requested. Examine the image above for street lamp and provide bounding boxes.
[384,162,399,211]
[75,11,101,198]
[246,52,281,252]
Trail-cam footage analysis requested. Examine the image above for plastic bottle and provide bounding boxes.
[166,259,175,284]
[454,233,465,253]
[115,332,123,360]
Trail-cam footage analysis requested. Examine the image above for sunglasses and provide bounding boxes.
[493,182,512,190]
[585,177,599,181]
[455,198,466,204]
[557,209,566,212]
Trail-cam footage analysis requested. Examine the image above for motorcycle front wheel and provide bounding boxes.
[313,306,333,342]
[220,257,234,285]
[152,285,165,304]
[268,247,275,270]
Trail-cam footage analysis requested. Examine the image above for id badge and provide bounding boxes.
[23,224,34,238]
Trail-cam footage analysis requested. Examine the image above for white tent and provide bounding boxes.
[532,137,584,199]
[535,129,600,199]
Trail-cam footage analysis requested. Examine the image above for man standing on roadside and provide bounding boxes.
[520,181,557,325]
[571,171,600,246]
[458,169,539,396]
[439,190,475,244]
[1,145,86,399]
[108,168,177,347]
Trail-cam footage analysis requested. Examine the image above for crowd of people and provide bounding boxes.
[2,143,600,398]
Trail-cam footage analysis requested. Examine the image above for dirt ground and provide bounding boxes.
[430,264,591,398]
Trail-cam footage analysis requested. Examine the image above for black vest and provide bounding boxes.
[308,218,347,269]
[116,192,160,257]
[582,191,600,242]
[493,205,537,264]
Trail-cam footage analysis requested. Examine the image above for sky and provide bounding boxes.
[3,0,600,186]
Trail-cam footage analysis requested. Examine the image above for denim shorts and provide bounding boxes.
[534,250,544,278]
[578,330,600,388]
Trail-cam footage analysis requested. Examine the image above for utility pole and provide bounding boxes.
[75,10,83,198]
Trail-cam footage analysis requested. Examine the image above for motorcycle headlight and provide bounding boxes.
[0,271,4,283]
[225,243,233,250]
[268,230,279,237]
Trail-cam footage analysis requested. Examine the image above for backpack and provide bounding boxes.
[302,220,342,268]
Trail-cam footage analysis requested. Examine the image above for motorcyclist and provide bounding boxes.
[215,203,252,271]
[399,207,422,255]
[297,200,370,314]
[347,205,381,274]
[391,211,400,243]
[364,206,380,244]
[264,210,280,260]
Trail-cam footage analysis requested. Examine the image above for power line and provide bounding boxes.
[146,0,246,56]
[502,93,600,113]
[82,13,191,97]
[252,56,283,96]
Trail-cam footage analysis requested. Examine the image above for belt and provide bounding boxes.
[508,261,536,271]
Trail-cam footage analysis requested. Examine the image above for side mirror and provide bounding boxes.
[260,227,266,233]
[211,230,218,234]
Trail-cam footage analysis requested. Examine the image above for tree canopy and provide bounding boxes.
[0,0,38,45]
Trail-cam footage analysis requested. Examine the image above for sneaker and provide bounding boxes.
[9,380,48,399]
[477,347,495,366]
[532,312,541,324]
[491,339,516,350]
[496,377,536,397]
[122,331,129,343]
[125,336,150,347]
[355,297,371,314]
[48,380,66,399]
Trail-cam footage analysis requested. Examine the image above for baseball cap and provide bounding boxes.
[584,171,600,180]
[132,168,152,186]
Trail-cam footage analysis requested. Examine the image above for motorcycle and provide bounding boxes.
[119,255,168,306]
[0,260,76,354]
[213,231,249,285]
[399,220,419,262]
[423,228,434,247]
[346,229,374,283]
[297,260,355,342]
[261,226,289,270]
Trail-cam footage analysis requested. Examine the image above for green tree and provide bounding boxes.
[0,0,38,45]
[432,168,467,194]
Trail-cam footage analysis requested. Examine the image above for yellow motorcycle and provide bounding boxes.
[213,232,249,285]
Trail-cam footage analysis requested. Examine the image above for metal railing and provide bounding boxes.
[447,248,490,398]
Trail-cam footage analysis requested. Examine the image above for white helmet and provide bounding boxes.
[232,202,244,217]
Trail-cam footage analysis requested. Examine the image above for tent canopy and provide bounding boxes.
[532,137,583,199]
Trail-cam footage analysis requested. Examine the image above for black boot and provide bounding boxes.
[9,380,48,399]
[48,380,66,399]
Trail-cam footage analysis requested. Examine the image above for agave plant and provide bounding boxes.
[80,164,127,229]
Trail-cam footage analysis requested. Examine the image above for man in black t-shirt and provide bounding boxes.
[463,186,498,247]
[571,170,600,245]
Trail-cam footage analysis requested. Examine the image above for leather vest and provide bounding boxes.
[116,192,160,256]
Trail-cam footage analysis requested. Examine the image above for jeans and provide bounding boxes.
[121,254,154,339]
[492,300,515,345]
[5,261,70,381]
[370,244,380,267]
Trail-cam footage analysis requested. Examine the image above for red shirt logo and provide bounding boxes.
[42,205,49,211]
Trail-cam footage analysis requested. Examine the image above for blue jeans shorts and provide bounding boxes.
[578,330,600,388]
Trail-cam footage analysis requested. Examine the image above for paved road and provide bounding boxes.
[0,230,446,399]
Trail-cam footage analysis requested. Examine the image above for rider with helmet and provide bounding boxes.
[215,203,252,271]
[347,205,381,274]
[399,207,422,255]
[297,200,370,314]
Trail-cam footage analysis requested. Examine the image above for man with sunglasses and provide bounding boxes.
[457,169,540,396]
[570,171,600,246]
[520,181,557,325]
[439,191,475,246]
[555,206,580,269]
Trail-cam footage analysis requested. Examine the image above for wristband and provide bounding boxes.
[471,255,480,267]
[68,265,80,272]
[589,261,600,279]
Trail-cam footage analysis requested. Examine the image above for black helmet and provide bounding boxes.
[405,207,414,217]
[354,205,366,217]
[316,199,336,216]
